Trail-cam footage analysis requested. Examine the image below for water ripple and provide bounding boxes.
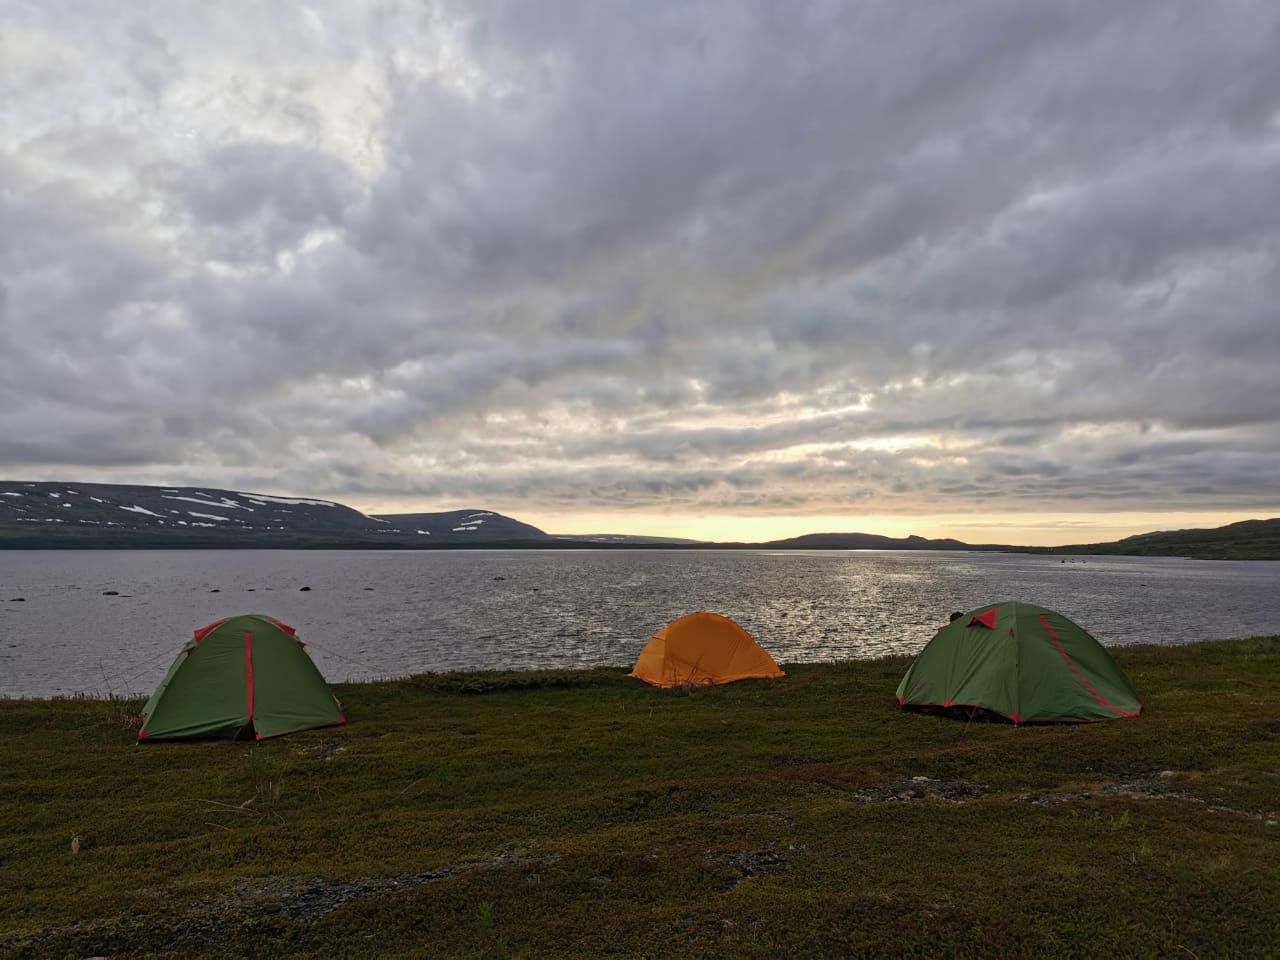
[1,549,1278,697]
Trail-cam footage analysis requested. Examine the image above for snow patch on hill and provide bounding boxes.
[164,495,253,511]
[244,494,337,507]
[120,505,163,517]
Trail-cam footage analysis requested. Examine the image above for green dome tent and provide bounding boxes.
[139,614,345,742]
[895,602,1142,724]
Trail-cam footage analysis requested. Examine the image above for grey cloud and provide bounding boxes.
[1,1,1278,523]
[183,142,359,229]
[171,142,363,269]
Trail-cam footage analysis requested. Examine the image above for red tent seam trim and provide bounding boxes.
[245,630,255,730]
[1038,615,1138,717]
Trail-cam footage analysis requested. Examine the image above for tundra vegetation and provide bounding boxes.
[1,638,1277,958]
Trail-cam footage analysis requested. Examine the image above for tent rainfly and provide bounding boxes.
[895,601,1142,724]
[629,612,784,688]
[139,614,345,741]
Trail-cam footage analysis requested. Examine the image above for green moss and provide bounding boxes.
[1,639,1277,958]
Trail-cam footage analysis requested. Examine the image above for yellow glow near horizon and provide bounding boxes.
[347,502,1275,547]
[522,510,1266,546]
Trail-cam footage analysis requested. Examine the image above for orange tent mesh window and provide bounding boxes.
[629,612,784,688]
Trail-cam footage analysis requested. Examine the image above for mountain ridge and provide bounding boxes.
[1047,517,1280,560]
[0,482,685,548]
[1,481,1276,558]
[0,482,544,547]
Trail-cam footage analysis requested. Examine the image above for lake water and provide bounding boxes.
[2,549,1279,698]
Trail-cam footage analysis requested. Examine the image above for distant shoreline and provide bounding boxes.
[4,481,1277,558]
[0,635,1257,704]
[2,540,1274,560]
[0,538,1016,552]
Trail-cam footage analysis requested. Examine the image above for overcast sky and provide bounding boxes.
[2,1,1278,542]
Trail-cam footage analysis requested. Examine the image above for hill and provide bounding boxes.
[3,480,1277,558]
[373,509,549,542]
[0,484,1005,551]
[757,532,985,550]
[0,482,548,548]
[1050,518,1280,560]
[0,482,700,549]
[553,534,703,545]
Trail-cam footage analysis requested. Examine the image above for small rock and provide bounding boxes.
[1158,770,1176,779]
[1013,794,1054,806]
[854,777,987,804]
[247,588,256,592]
[493,576,506,581]
[299,586,312,592]
[210,589,220,593]
[363,587,374,591]
[103,590,119,596]
[308,741,346,760]
[8,598,23,602]
[705,846,789,891]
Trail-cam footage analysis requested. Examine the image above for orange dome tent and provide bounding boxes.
[629,612,785,688]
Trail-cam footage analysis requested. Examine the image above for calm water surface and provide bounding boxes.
[2,549,1279,698]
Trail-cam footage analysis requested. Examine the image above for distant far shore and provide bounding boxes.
[2,537,1277,560]
[3,481,1278,558]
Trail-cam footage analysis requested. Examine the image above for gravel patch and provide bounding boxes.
[704,845,795,891]
[852,776,987,804]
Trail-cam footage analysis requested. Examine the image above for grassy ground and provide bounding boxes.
[1,638,1277,959]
